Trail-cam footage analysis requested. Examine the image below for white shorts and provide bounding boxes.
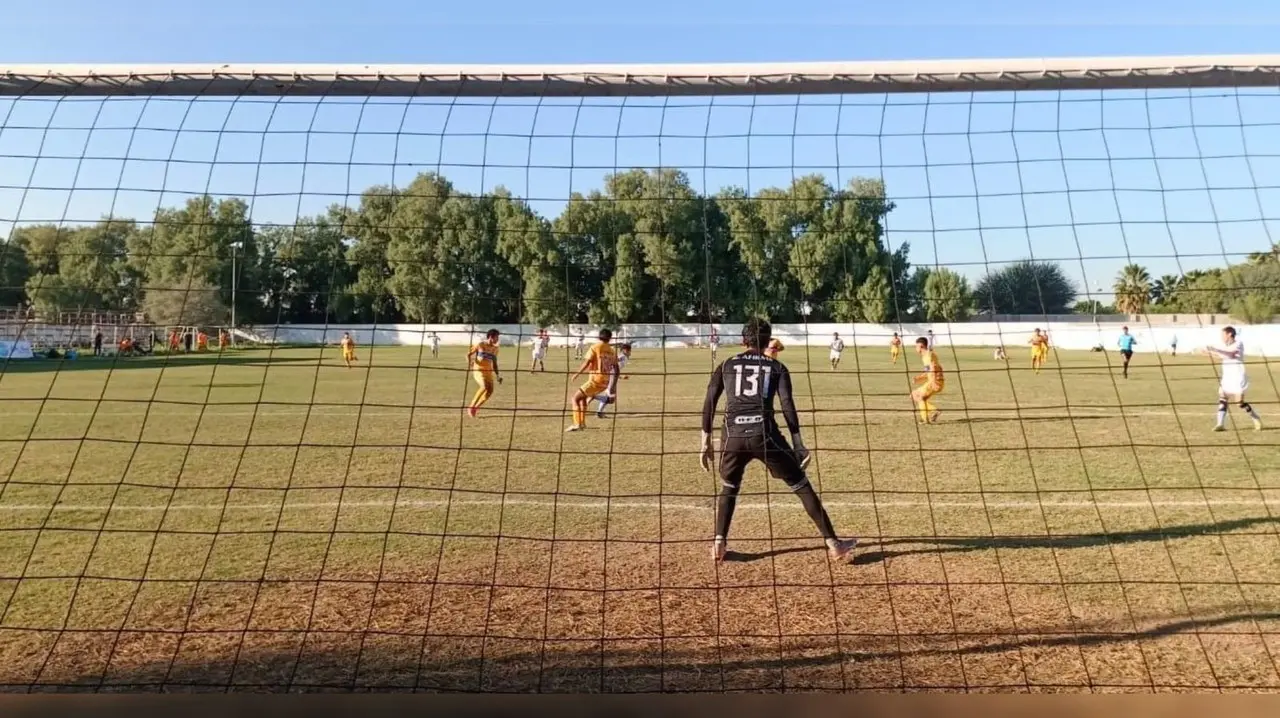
[709,343,719,352]
[532,349,545,360]
[1220,376,1249,397]
[830,351,842,361]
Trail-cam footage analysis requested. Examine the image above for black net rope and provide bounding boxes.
[0,83,1279,692]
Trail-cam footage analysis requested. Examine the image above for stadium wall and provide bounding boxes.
[239,321,1280,355]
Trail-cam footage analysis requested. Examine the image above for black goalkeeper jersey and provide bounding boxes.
[701,350,802,438]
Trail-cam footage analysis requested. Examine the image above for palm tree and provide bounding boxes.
[1151,273,1181,307]
[1246,243,1280,265]
[1113,263,1153,315]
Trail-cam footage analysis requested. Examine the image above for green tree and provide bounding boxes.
[921,268,973,321]
[342,186,405,322]
[1074,299,1116,315]
[143,279,227,327]
[1150,273,1181,308]
[493,189,566,326]
[22,219,135,316]
[554,189,628,322]
[10,224,62,276]
[0,238,32,307]
[135,197,257,326]
[722,175,897,323]
[1113,263,1152,315]
[259,208,355,324]
[974,260,1078,315]
[1230,292,1277,323]
[1174,269,1228,313]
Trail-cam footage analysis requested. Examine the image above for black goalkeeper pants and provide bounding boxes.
[719,431,809,491]
[715,430,834,541]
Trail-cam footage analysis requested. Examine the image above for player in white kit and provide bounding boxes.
[530,329,549,372]
[429,332,440,358]
[1206,326,1262,432]
[708,329,720,361]
[829,332,845,370]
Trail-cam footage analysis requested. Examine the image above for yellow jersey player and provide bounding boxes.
[567,329,619,432]
[340,332,357,368]
[593,342,632,419]
[764,337,784,359]
[1028,329,1049,373]
[911,336,944,424]
[466,329,503,418]
[890,333,902,363]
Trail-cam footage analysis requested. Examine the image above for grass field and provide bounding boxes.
[2,340,1280,693]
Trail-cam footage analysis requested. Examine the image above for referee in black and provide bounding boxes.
[699,318,857,563]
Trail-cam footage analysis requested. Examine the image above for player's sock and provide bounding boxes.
[715,486,739,541]
[1216,398,1228,428]
[573,405,586,427]
[1241,402,1261,429]
[793,483,838,540]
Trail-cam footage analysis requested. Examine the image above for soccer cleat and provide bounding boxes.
[712,538,727,562]
[565,424,583,433]
[1254,417,1264,431]
[827,538,858,563]
[1213,424,1226,432]
[597,409,607,419]
[467,406,478,419]
[928,410,941,424]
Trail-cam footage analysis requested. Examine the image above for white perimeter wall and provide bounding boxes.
[239,321,1280,356]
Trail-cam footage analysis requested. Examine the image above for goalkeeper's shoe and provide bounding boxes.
[712,538,727,562]
[827,538,858,563]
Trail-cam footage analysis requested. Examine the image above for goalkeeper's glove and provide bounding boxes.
[792,432,812,470]
[699,431,713,473]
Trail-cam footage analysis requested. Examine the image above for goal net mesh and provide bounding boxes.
[2,62,1280,692]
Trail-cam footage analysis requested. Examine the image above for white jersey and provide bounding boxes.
[830,339,845,353]
[532,336,546,358]
[1219,339,1249,395]
[430,336,439,351]
[617,353,629,371]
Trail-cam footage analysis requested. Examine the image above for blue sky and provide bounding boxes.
[4,0,1280,304]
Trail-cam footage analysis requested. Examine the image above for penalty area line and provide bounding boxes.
[1,495,1277,514]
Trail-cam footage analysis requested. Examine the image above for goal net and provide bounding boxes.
[2,58,1280,693]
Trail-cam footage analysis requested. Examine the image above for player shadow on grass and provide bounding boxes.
[719,515,1279,565]
[848,514,1280,566]
[25,609,1280,692]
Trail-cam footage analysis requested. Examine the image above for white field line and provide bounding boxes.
[0,405,1202,419]
[1,496,1278,514]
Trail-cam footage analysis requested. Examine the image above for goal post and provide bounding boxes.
[4,56,1280,96]
[3,56,1280,694]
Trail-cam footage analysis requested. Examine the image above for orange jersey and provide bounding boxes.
[585,341,618,384]
[1029,334,1048,349]
[470,340,499,372]
[340,336,355,352]
[764,338,784,358]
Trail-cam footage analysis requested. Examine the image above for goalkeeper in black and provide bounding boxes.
[699,318,857,563]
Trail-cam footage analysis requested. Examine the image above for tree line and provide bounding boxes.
[0,167,1274,327]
